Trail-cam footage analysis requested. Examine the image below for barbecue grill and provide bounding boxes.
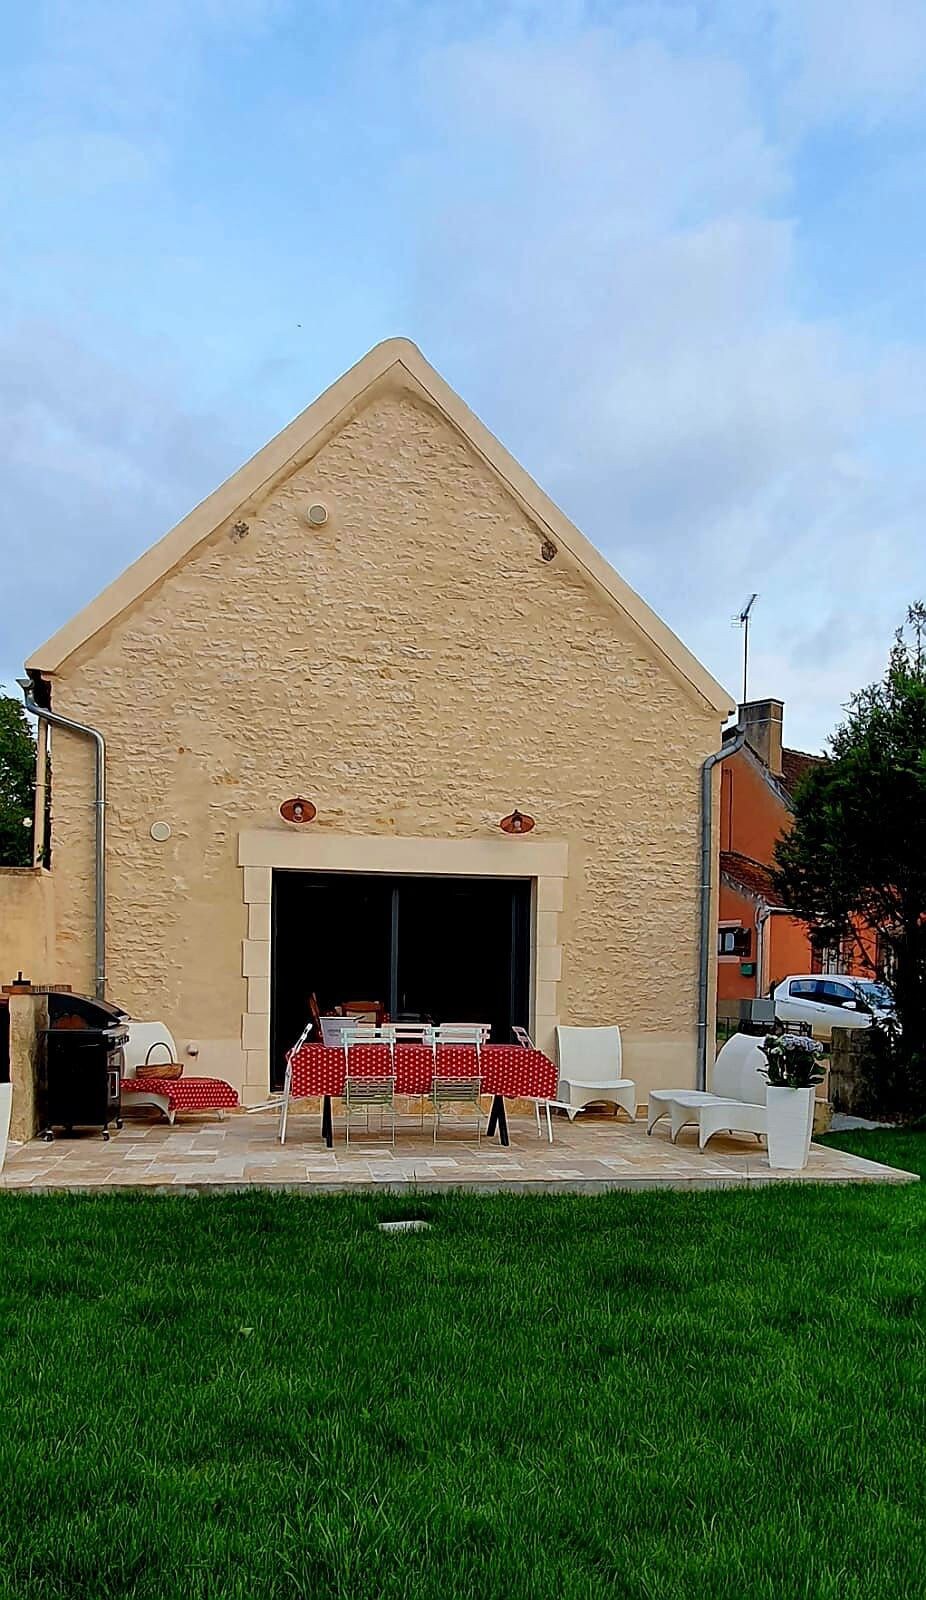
[39,991,129,1140]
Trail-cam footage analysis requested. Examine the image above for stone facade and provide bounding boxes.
[0,869,56,988]
[32,358,728,1103]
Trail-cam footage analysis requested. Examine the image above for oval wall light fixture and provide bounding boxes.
[499,808,535,835]
[280,796,317,825]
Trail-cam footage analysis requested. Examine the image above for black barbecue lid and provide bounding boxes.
[45,991,130,1028]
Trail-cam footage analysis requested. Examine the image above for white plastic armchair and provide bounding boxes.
[555,1026,637,1121]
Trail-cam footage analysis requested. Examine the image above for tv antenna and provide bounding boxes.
[732,593,758,705]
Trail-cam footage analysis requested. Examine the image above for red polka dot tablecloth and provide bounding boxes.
[123,1076,239,1113]
[287,1043,557,1102]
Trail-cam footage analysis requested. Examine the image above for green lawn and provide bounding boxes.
[0,1134,924,1600]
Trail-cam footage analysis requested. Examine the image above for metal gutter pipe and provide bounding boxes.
[18,679,106,1001]
[697,725,746,1089]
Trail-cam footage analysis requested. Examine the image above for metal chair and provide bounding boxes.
[431,1069,482,1144]
[432,1022,491,1046]
[511,1024,553,1139]
[390,1023,434,1045]
[344,1073,396,1146]
[342,1026,396,1145]
[513,1025,561,1142]
[426,1026,483,1143]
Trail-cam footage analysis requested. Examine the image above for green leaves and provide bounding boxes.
[0,692,36,867]
[773,606,926,1093]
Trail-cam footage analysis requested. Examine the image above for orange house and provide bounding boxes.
[717,699,825,1003]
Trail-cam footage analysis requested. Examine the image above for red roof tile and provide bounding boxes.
[781,746,823,797]
[720,851,777,903]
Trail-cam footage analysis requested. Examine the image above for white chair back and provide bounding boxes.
[556,1025,622,1084]
[342,1024,396,1048]
[391,1023,434,1045]
[711,1034,767,1105]
[122,1021,180,1079]
[432,1023,490,1046]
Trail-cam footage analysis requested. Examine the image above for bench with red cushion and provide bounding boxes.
[122,1076,239,1117]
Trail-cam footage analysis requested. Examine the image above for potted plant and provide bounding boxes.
[759,1033,826,1170]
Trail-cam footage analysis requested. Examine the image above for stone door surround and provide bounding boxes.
[238,830,567,1102]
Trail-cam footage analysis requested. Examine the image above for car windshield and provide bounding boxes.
[853,981,894,1008]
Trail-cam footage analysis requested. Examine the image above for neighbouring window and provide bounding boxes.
[718,925,751,957]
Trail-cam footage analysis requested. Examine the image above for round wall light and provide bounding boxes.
[280,796,317,825]
[307,503,329,527]
[150,821,172,842]
[499,808,535,835]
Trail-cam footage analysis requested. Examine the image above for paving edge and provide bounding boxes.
[0,1171,918,1196]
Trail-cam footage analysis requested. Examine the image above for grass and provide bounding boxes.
[0,1135,924,1599]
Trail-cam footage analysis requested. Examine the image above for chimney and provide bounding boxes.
[740,698,783,777]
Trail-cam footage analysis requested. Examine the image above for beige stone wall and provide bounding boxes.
[8,991,48,1144]
[0,869,56,987]
[43,383,722,1101]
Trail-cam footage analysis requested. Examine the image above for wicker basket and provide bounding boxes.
[140,1044,183,1080]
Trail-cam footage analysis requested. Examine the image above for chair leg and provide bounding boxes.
[279,1066,291,1145]
[546,1102,553,1143]
[535,1100,542,1138]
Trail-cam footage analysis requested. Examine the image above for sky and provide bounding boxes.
[3,0,926,753]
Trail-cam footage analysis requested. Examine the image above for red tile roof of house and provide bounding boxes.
[720,851,777,904]
[781,746,823,797]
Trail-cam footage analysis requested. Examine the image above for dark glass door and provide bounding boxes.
[270,871,532,1089]
[271,872,393,1089]
[394,877,531,1044]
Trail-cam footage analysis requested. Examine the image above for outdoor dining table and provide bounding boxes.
[285,1042,559,1147]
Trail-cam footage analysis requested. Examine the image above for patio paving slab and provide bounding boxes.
[0,1107,918,1192]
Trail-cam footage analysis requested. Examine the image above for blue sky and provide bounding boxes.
[4,0,926,751]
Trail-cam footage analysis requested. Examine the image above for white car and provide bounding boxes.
[772,975,895,1036]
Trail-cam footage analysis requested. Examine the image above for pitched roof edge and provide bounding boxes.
[26,336,734,714]
[26,339,406,676]
[719,850,777,906]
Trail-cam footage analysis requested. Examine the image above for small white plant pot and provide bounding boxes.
[0,1082,12,1175]
[766,1086,815,1171]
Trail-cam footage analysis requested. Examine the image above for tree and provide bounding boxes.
[0,692,36,867]
[774,605,926,1106]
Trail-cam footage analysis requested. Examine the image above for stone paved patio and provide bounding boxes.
[0,1103,917,1191]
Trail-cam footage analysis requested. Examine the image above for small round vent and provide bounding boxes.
[307,503,329,527]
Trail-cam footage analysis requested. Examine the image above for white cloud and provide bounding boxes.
[397,17,926,745]
[771,0,926,122]
[0,321,248,687]
[4,0,926,751]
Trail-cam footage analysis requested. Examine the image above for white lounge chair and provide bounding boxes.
[555,1026,637,1121]
[121,1021,181,1124]
[647,1033,767,1149]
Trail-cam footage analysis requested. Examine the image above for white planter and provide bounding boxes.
[0,1082,12,1175]
[766,1086,815,1171]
